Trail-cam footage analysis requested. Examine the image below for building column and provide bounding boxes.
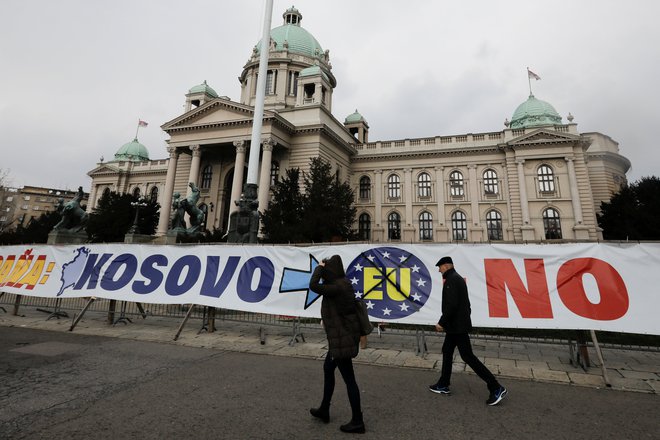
[517,159,535,240]
[467,164,483,241]
[257,137,275,213]
[373,169,384,241]
[156,146,180,236]
[86,184,98,213]
[434,166,448,241]
[517,159,530,224]
[229,140,246,216]
[565,157,583,224]
[502,161,514,240]
[566,156,590,239]
[187,145,202,194]
[403,168,415,241]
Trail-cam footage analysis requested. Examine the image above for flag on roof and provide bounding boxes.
[138,120,149,127]
[527,68,541,81]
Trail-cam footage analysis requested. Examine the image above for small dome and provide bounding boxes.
[188,80,218,98]
[114,138,149,162]
[345,109,366,124]
[510,94,562,129]
[299,65,330,82]
[255,7,324,59]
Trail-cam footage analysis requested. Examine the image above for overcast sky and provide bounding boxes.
[1,0,658,192]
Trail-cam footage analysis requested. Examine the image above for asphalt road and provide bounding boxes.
[1,327,658,440]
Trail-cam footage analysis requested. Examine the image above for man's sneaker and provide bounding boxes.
[429,384,451,394]
[486,386,507,406]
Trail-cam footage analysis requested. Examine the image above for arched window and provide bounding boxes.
[388,212,401,240]
[102,187,111,200]
[543,208,562,239]
[483,169,499,195]
[270,161,280,186]
[419,211,433,241]
[265,70,277,95]
[387,174,401,199]
[149,186,159,203]
[358,213,371,240]
[451,211,467,241]
[449,170,464,197]
[418,172,432,198]
[538,165,555,193]
[486,210,503,241]
[359,176,371,200]
[201,165,213,189]
[132,187,141,198]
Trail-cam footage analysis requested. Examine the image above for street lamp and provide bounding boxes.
[128,199,148,234]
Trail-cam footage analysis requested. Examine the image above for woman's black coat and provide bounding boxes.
[309,255,361,359]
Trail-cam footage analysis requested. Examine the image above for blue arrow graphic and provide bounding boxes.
[279,254,321,309]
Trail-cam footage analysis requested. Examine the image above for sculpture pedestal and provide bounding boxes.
[124,233,155,244]
[573,225,591,241]
[47,231,88,245]
[521,225,536,241]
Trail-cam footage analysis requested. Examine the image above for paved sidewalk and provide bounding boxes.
[1,307,658,395]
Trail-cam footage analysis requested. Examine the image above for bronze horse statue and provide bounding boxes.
[52,186,88,233]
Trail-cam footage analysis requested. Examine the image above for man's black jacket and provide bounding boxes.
[438,267,473,334]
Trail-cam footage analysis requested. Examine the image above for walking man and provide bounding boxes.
[429,256,508,406]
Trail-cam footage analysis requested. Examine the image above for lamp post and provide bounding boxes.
[128,199,148,234]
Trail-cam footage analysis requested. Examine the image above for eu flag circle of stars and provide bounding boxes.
[346,247,432,320]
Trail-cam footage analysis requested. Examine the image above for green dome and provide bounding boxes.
[188,80,218,98]
[114,138,149,162]
[510,94,562,129]
[345,109,366,124]
[255,7,323,58]
[299,65,329,82]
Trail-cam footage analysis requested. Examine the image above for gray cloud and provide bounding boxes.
[1,0,657,191]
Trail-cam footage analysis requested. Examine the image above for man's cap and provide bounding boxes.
[435,256,453,266]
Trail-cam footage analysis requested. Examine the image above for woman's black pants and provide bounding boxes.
[320,352,361,418]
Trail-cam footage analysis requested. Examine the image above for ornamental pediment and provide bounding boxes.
[87,164,121,175]
[508,128,582,147]
[162,99,257,131]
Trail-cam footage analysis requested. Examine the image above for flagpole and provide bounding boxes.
[527,67,532,95]
[135,120,140,139]
[227,0,273,244]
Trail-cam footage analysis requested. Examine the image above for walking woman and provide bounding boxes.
[309,255,365,434]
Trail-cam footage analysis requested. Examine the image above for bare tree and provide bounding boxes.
[0,168,10,188]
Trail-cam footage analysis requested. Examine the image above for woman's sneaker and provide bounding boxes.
[486,386,507,406]
[429,383,451,394]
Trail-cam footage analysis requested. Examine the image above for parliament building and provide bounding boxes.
[87,6,630,243]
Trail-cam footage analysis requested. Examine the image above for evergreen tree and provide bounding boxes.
[598,176,660,240]
[0,208,61,245]
[260,157,357,243]
[261,167,305,243]
[22,210,62,243]
[302,157,357,242]
[87,191,159,243]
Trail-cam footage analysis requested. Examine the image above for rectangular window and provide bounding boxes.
[288,71,299,96]
[265,70,277,95]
